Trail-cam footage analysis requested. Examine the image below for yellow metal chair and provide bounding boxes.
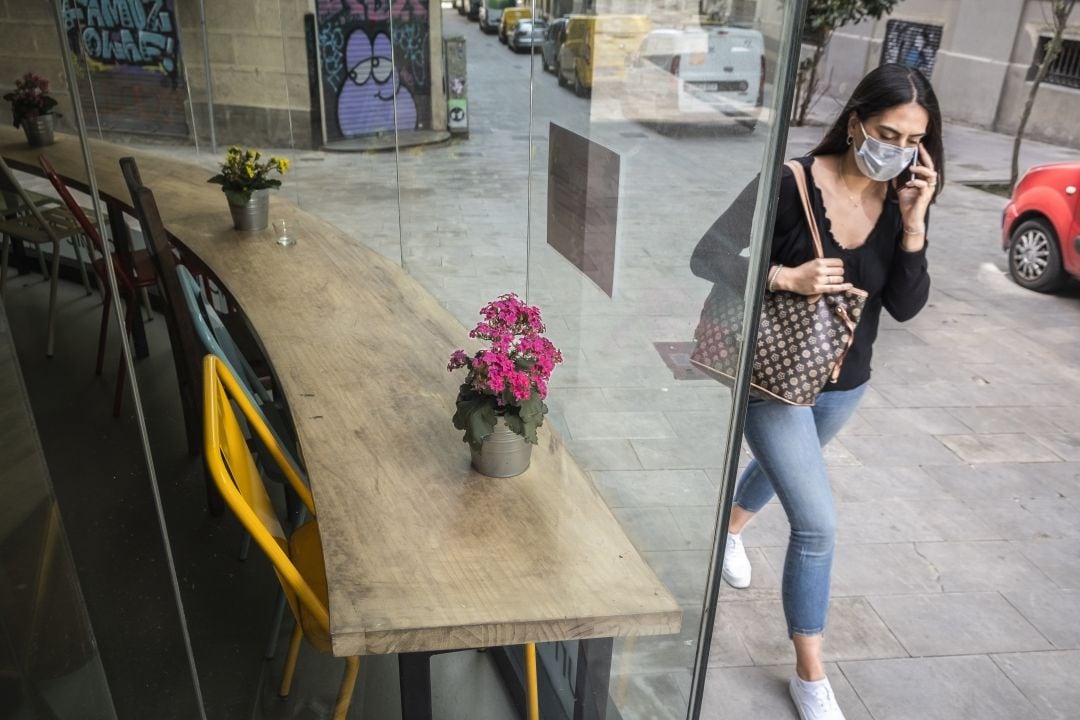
[203,354,541,720]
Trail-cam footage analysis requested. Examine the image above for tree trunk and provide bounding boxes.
[794,39,829,127]
[1011,1,1076,191]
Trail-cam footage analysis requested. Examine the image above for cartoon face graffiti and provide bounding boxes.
[338,30,418,137]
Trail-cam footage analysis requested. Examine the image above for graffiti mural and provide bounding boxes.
[63,0,181,87]
[316,0,431,140]
[62,0,188,136]
[880,19,942,79]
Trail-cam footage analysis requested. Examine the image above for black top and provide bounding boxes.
[691,156,931,391]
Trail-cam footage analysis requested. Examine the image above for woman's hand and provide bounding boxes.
[773,258,852,296]
[897,144,937,248]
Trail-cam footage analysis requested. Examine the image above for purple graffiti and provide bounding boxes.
[338,31,417,136]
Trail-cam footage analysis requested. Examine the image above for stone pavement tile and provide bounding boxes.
[939,433,1065,464]
[868,591,1052,657]
[700,663,872,720]
[963,361,1080,388]
[858,385,892,408]
[613,507,697,553]
[562,439,642,471]
[924,463,1068,500]
[823,440,861,467]
[706,611,755,669]
[836,500,946,544]
[1040,405,1080,434]
[1033,433,1080,462]
[562,410,677,440]
[716,547,782,605]
[1014,539,1080,589]
[945,406,1066,436]
[964,497,1080,542]
[615,604,704,675]
[874,380,1070,409]
[630,439,729,470]
[736,501,790,548]
[839,655,1039,720]
[609,671,689,720]
[642,550,710,606]
[837,411,878,437]
[590,469,717,508]
[913,540,1058,592]
[991,651,1080,720]
[661,410,732,443]
[770,543,943,597]
[602,385,730,413]
[903,498,1003,542]
[828,466,955,503]
[1002,589,1080,649]
[840,434,962,466]
[544,387,609,415]
[670,505,719,551]
[857,407,972,435]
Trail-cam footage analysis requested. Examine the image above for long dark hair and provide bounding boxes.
[811,63,945,199]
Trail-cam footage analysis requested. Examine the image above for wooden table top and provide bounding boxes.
[1,129,682,657]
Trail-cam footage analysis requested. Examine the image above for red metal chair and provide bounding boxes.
[38,154,159,416]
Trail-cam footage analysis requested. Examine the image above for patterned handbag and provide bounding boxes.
[689,160,869,406]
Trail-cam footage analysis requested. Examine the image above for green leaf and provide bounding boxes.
[452,387,498,448]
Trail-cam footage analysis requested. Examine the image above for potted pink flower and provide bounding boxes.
[4,73,60,147]
[448,293,563,477]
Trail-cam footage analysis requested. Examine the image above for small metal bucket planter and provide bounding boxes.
[471,417,532,478]
[228,189,270,231]
[23,113,55,147]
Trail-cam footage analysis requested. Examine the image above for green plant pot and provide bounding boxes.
[471,417,532,478]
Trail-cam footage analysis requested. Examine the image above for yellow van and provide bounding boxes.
[556,14,651,96]
[499,7,532,44]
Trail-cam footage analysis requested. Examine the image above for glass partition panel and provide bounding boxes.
[524,0,803,717]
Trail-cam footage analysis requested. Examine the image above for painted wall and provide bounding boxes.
[316,0,433,140]
[814,0,1080,148]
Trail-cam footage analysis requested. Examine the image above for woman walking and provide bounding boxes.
[699,64,943,720]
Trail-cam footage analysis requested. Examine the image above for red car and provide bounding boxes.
[1002,161,1080,292]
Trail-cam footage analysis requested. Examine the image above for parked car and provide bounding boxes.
[453,0,468,16]
[499,7,532,44]
[541,17,569,73]
[556,14,652,97]
[1001,161,1080,291]
[479,0,516,34]
[620,25,765,133]
[467,0,482,21]
[509,19,548,52]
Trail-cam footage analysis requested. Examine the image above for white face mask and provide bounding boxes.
[853,122,917,181]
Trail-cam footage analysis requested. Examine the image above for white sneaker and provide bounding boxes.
[789,675,846,720]
[721,532,751,589]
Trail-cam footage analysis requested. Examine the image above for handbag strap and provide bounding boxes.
[784,159,824,259]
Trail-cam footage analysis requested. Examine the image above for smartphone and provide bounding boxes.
[898,147,920,186]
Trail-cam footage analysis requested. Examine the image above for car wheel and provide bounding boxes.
[557,66,568,87]
[573,71,587,97]
[1009,217,1066,292]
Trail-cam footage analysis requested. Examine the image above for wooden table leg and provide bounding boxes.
[106,199,148,359]
[399,652,434,720]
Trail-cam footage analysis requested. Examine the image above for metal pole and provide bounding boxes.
[50,3,209,718]
[685,1,809,718]
[196,0,218,153]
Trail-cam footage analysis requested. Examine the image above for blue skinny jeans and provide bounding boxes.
[733,384,866,638]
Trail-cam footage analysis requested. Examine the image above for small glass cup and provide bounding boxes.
[273,218,294,247]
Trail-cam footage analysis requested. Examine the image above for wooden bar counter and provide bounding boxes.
[0,129,682,659]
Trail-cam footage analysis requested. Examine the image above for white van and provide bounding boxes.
[620,25,765,132]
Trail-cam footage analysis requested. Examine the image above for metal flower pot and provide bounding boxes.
[23,113,55,147]
[228,188,270,231]
[471,417,533,478]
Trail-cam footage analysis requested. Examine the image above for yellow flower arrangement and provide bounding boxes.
[208,146,289,205]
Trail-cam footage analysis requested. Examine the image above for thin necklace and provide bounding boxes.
[837,162,861,208]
